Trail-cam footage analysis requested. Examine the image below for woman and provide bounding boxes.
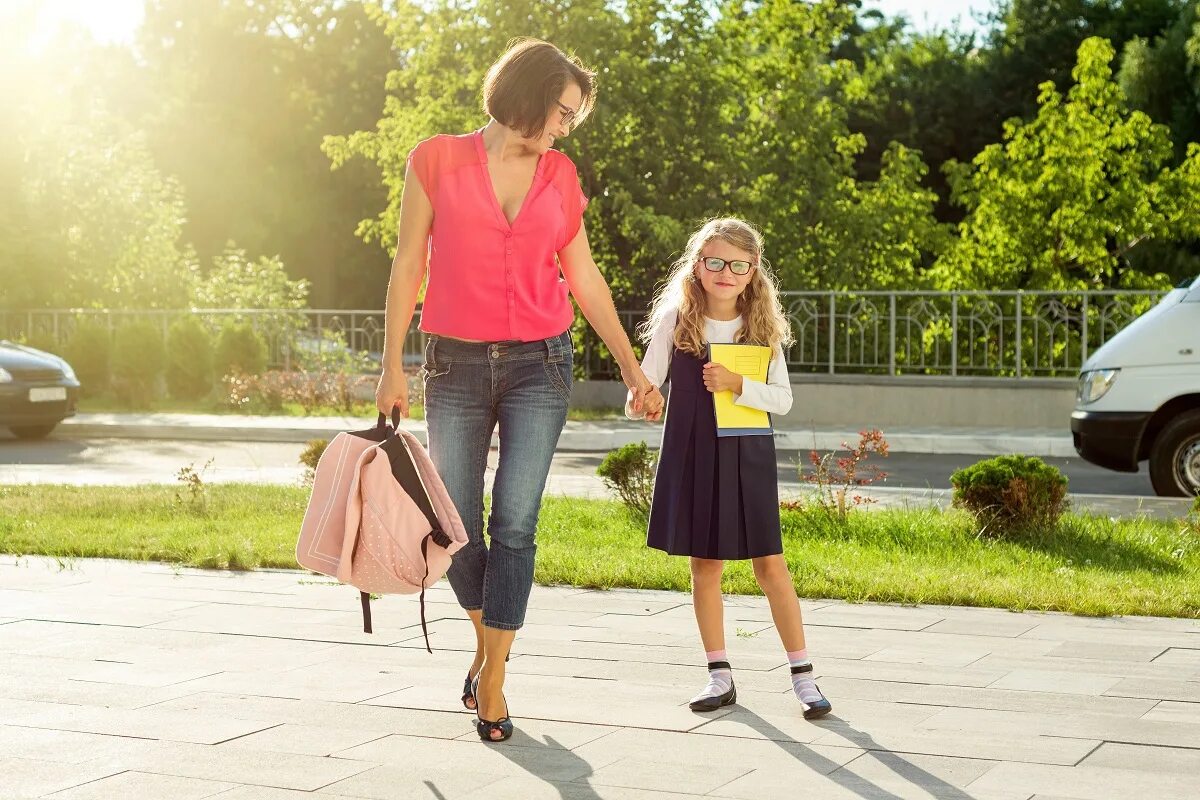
[374,38,660,743]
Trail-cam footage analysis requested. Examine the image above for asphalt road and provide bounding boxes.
[0,435,1157,496]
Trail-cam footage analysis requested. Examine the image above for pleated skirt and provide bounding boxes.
[646,348,782,560]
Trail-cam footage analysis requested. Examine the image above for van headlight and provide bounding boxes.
[1078,369,1119,404]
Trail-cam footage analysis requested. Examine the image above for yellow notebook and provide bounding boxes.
[707,343,774,437]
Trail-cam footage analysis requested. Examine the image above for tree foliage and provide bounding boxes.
[935,37,1200,290]
[0,7,194,309]
[5,0,1200,313]
[192,246,310,311]
[121,0,394,307]
[326,0,949,305]
[1119,0,1200,158]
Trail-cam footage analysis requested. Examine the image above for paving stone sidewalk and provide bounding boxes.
[1,556,1197,799]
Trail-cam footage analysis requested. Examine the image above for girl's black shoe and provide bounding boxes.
[801,685,833,720]
[689,682,737,712]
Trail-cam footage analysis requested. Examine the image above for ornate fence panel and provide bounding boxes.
[0,290,1168,380]
[780,290,1166,377]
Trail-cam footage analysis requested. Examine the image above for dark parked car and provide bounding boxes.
[0,341,81,439]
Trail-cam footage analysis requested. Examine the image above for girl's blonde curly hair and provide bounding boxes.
[639,217,794,357]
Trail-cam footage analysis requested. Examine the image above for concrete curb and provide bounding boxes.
[57,414,1075,457]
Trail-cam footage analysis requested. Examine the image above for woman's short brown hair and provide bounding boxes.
[482,38,596,139]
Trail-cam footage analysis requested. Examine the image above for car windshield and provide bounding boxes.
[1176,275,1198,289]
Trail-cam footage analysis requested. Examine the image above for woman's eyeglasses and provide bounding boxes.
[555,100,578,130]
[699,256,753,276]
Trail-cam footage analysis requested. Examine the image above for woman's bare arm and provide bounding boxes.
[558,223,659,415]
[376,165,433,417]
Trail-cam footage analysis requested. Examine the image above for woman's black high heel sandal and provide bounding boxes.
[461,652,508,710]
[471,676,514,743]
[461,672,476,710]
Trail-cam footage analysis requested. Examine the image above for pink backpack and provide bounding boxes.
[296,412,467,651]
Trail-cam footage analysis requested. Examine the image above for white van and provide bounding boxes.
[1071,275,1200,496]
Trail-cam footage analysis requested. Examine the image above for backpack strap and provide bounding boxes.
[418,533,436,654]
[360,591,373,634]
[361,427,454,649]
[381,432,448,544]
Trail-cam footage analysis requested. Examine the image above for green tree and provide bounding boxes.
[0,7,195,310]
[126,0,393,308]
[326,0,948,312]
[191,246,310,311]
[935,37,1200,290]
[190,246,311,360]
[839,1,1185,230]
[18,118,195,309]
[1118,1,1200,283]
[983,0,1183,122]
[1119,0,1200,158]
[844,24,993,222]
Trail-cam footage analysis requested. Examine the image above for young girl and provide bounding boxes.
[628,217,832,720]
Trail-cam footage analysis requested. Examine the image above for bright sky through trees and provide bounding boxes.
[866,0,992,33]
[24,0,992,52]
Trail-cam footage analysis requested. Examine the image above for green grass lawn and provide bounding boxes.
[3,484,1196,618]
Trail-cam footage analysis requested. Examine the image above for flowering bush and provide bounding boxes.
[801,429,890,520]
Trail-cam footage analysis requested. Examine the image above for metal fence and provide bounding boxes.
[0,289,1168,379]
[782,290,1167,377]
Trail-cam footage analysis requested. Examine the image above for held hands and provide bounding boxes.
[642,385,665,422]
[622,363,665,422]
[626,383,665,422]
[621,363,650,414]
[375,368,410,419]
[702,362,743,395]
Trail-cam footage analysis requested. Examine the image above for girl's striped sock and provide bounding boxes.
[787,649,824,706]
[694,649,733,700]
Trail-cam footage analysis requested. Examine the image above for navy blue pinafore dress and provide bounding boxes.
[646,346,782,560]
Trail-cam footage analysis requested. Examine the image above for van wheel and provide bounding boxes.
[1148,410,1200,497]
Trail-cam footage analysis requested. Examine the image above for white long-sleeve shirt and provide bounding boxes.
[626,309,793,418]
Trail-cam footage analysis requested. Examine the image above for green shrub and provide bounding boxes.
[215,321,267,377]
[951,454,1069,535]
[166,316,215,399]
[299,439,329,486]
[597,441,658,519]
[61,320,112,396]
[111,321,166,408]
